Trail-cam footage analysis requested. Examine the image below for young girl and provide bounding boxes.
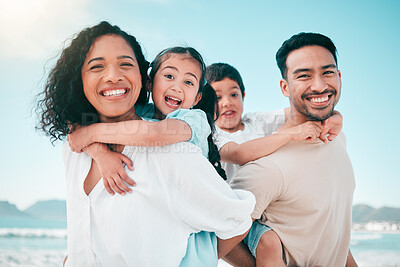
[68,47,226,195]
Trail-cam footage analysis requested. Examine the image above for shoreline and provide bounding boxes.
[352,221,400,233]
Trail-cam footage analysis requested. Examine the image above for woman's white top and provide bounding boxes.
[63,142,255,267]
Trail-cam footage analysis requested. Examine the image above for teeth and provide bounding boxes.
[167,96,181,102]
[223,111,235,116]
[165,96,182,106]
[310,96,329,103]
[103,89,126,97]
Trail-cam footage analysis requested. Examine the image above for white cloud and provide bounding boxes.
[0,0,93,60]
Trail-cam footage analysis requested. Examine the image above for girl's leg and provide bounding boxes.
[179,231,218,267]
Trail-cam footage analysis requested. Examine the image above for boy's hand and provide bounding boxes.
[95,150,135,195]
[320,111,343,143]
[281,121,323,142]
[68,125,93,152]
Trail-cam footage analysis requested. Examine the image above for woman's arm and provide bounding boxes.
[68,119,192,152]
[219,121,323,165]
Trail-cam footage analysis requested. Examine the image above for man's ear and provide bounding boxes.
[280,79,290,97]
[242,91,245,101]
[193,92,202,106]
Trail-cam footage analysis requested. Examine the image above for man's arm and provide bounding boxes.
[217,229,251,259]
[222,241,255,267]
[346,249,358,267]
[221,218,256,267]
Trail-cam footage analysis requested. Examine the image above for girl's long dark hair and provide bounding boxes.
[150,47,227,180]
[194,83,227,180]
[36,21,149,144]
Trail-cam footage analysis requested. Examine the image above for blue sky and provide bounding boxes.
[0,0,399,209]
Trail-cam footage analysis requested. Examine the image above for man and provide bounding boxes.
[230,32,358,266]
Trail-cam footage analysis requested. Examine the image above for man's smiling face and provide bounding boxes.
[281,45,342,121]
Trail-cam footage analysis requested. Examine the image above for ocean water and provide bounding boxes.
[350,232,400,267]
[0,217,67,267]
[1,218,399,267]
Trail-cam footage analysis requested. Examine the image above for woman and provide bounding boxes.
[37,21,255,267]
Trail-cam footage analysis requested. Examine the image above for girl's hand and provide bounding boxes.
[320,111,343,143]
[94,150,135,195]
[67,125,93,152]
[281,121,323,142]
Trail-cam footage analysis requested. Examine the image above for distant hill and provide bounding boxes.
[353,204,400,222]
[24,199,66,222]
[0,201,32,218]
[1,200,399,223]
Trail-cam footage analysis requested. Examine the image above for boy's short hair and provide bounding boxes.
[276,32,338,79]
[205,63,245,95]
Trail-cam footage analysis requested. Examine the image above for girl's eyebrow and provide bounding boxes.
[163,66,199,82]
[87,55,135,65]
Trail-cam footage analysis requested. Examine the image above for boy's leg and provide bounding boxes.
[223,241,255,267]
[256,230,285,267]
[243,221,285,267]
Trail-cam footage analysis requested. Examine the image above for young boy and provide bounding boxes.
[206,63,342,266]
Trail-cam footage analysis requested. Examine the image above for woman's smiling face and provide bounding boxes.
[81,34,142,122]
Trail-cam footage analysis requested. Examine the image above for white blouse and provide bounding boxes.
[63,142,255,267]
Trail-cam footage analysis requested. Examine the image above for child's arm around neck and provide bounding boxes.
[67,117,193,152]
[218,108,343,166]
[78,119,192,150]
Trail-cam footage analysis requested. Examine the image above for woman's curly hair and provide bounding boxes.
[36,21,149,144]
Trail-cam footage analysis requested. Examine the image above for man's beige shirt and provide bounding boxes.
[231,133,355,267]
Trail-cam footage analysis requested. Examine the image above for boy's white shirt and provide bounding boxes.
[213,109,286,182]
